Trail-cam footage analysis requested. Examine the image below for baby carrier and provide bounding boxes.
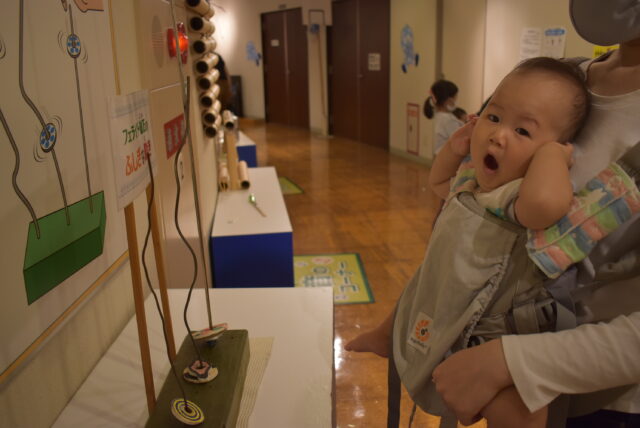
[387,142,640,428]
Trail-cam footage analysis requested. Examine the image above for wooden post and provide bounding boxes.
[225,130,241,190]
[124,204,156,413]
[146,186,177,361]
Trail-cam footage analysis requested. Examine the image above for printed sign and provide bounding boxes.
[407,103,419,155]
[164,114,184,159]
[107,90,156,209]
[520,27,542,60]
[368,53,381,71]
[542,27,566,58]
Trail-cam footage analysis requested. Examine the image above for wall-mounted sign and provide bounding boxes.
[164,113,184,159]
[107,90,156,209]
[270,39,280,47]
[407,103,419,155]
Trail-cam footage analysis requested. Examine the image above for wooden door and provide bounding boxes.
[330,0,390,148]
[262,11,288,124]
[285,8,309,128]
[358,0,389,148]
[330,0,359,140]
[261,8,309,128]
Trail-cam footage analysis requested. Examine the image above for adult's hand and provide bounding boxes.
[432,339,513,425]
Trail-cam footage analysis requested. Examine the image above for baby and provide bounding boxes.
[348,57,591,427]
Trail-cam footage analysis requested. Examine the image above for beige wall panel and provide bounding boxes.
[389,0,438,161]
[483,0,593,99]
[136,0,190,91]
[442,0,487,115]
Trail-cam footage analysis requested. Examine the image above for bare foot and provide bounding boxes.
[344,329,390,358]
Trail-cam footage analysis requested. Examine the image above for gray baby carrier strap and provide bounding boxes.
[389,191,549,427]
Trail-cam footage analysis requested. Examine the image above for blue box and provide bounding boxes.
[237,132,257,167]
[210,167,293,288]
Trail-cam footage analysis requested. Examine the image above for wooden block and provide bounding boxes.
[146,330,250,428]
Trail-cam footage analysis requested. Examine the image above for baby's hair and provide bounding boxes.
[423,80,458,119]
[511,57,590,142]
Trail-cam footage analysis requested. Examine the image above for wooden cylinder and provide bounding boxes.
[197,68,220,90]
[238,161,250,189]
[199,89,214,108]
[202,108,218,125]
[203,124,218,138]
[224,131,240,190]
[185,0,211,16]
[218,162,229,191]
[189,16,214,35]
[222,109,237,130]
[212,99,222,113]
[192,37,217,55]
[194,53,219,74]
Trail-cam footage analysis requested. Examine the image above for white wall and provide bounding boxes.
[212,0,331,134]
[442,0,487,115]
[0,1,153,427]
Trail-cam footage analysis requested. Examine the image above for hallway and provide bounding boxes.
[241,120,485,427]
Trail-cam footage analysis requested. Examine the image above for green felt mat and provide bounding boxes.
[278,176,303,195]
[294,253,374,304]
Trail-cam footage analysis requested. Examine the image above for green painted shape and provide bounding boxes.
[278,176,304,195]
[23,192,107,304]
[146,330,250,428]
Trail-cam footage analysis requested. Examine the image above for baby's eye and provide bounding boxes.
[515,128,530,137]
[487,114,499,123]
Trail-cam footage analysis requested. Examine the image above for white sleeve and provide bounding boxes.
[502,311,640,412]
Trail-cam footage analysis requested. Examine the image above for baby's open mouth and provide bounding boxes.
[484,154,498,171]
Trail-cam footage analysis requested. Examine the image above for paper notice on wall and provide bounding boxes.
[107,90,156,209]
[406,103,419,155]
[368,53,381,71]
[542,27,566,58]
[520,27,542,60]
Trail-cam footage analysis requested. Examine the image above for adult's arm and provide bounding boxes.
[504,311,640,412]
[432,311,640,424]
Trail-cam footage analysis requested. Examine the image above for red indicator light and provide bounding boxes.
[167,22,189,64]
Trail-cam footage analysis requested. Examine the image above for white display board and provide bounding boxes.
[0,0,126,375]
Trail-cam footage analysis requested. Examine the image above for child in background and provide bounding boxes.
[424,80,464,155]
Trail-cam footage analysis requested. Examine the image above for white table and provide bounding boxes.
[53,287,333,427]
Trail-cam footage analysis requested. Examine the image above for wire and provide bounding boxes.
[141,150,188,404]
[171,78,203,364]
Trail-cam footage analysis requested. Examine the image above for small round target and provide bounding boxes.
[170,398,204,425]
[67,34,81,58]
[39,123,57,152]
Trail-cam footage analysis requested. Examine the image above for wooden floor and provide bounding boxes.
[241,120,486,428]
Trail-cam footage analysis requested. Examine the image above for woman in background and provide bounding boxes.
[423,80,464,156]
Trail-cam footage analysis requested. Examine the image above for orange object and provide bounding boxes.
[167,23,189,64]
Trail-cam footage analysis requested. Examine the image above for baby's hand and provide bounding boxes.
[449,116,478,156]
[536,142,574,168]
